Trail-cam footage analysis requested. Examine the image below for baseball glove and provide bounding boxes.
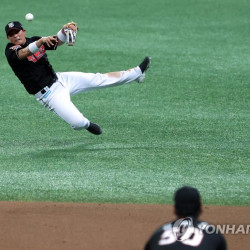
[64,21,78,46]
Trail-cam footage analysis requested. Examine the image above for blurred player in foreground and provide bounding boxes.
[144,186,227,250]
[5,21,151,135]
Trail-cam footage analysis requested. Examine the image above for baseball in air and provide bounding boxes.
[25,13,34,21]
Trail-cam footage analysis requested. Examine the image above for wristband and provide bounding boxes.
[28,42,40,54]
[57,29,66,43]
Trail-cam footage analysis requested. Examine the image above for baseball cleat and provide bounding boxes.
[137,56,151,83]
[87,122,102,135]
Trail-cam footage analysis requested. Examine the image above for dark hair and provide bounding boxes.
[174,186,201,218]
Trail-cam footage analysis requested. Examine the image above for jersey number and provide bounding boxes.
[159,227,204,247]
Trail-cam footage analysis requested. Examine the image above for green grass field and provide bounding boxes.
[0,0,249,205]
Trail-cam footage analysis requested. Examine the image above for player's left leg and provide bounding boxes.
[57,56,151,95]
[57,66,142,96]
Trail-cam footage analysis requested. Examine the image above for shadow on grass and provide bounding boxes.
[20,141,161,161]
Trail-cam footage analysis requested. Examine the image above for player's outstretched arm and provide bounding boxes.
[17,36,57,59]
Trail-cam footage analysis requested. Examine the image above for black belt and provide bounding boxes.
[39,76,57,94]
[35,76,57,98]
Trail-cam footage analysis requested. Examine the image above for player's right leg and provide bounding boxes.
[35,82,102,135]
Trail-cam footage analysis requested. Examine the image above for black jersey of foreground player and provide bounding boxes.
[144,186,227,250]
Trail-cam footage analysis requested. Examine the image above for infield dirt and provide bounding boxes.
[0,202,249,250]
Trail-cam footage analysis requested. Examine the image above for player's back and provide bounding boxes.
[144,220,227,250]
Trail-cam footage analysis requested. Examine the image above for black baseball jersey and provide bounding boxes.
[144,219,227,250]
[5,36,58,95]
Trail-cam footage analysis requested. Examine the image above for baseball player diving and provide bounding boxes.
[5,21,151,135]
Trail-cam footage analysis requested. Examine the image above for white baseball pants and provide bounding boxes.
[35,66,142,130]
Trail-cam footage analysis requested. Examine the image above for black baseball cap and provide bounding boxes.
[5,21,24,36]
[174,186,201,217]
